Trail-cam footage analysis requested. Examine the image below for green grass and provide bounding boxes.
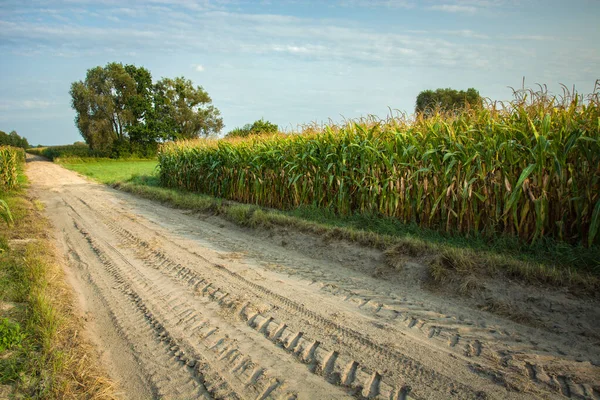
[58,158,158,184]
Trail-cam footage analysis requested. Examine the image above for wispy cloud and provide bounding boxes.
[0,4,589,76]
[338,0,414,8]
[428,4,477,13]
[507,34,555,41]
[0,99,55,111]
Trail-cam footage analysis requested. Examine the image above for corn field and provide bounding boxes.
[0,146,25,191]
[159,85,600,246]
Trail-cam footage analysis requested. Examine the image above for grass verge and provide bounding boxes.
[118,176,600,295]
[0,170,114,398]
[58,158,600,296]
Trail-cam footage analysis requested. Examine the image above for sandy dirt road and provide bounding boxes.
[26,155,599,399]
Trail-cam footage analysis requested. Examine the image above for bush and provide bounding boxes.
[0,318,26,352]
[415,88,482,117]
[28,141,157,161]
[226,119,278,138]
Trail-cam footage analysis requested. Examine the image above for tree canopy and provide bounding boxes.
[0,130,29,149]
[225,119,279,138]
[415,88,482,116]
[70,62,223,156]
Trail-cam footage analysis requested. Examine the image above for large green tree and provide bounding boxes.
[70,63,223,154]
[70,63,137,151]
[415,88,482,116]
[124,64,154,146]
[0,130,29,149]
[153,77,223,140]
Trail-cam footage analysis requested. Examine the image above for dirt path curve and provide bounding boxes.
[26,155,599,400]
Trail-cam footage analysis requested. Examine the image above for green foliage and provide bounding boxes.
[159,83,600,247]
[153,77,224,140]
[415,87,482,116]
[0,130,29,149]
[0,318,26,352]
[70,62,223,155]
[27,142,105,160]
[226,119,279,138]
[27,141,157,160]
[0,199,14,226]
[0,146,25,191]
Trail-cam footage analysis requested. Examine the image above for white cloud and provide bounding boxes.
[428,4,477,13]
[195,64,205,72]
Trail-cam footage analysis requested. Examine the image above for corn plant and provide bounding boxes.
[159,83,600,246]
[0,146,25,191]
[0,199,13,226]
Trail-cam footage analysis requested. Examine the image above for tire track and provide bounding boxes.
[72,217,347,399]
[65,228,211,399]
[72,194,600,400]
[71,199,500,400]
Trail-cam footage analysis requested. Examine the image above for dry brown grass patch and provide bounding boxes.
[0,191,115,399]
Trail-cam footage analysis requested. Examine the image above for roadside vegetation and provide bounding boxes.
[0,130,29,149]
[114,178,600,292]
[1,146,25,192]
[27,142,107,160]
[160,86,600,248]
[0,147,114,398]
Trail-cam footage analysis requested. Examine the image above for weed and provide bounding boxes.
[0,318,26,352]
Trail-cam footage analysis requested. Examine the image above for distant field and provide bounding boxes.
[59,159,158,184]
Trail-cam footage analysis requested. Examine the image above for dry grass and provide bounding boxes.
[0,180,115,398]
[477,298,542,327]
[384,238,431,271]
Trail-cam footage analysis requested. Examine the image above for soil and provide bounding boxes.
[25,155,600,400]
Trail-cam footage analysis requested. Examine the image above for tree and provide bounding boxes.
[70,62,137,152]
[124,64,155,146]
[70,63,223,154]
[415,88,482,117]
[153,77,223,140]
[225,119,278,138]
[0,130,29,149]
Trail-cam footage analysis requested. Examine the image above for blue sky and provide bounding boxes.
[1,0,598,145]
